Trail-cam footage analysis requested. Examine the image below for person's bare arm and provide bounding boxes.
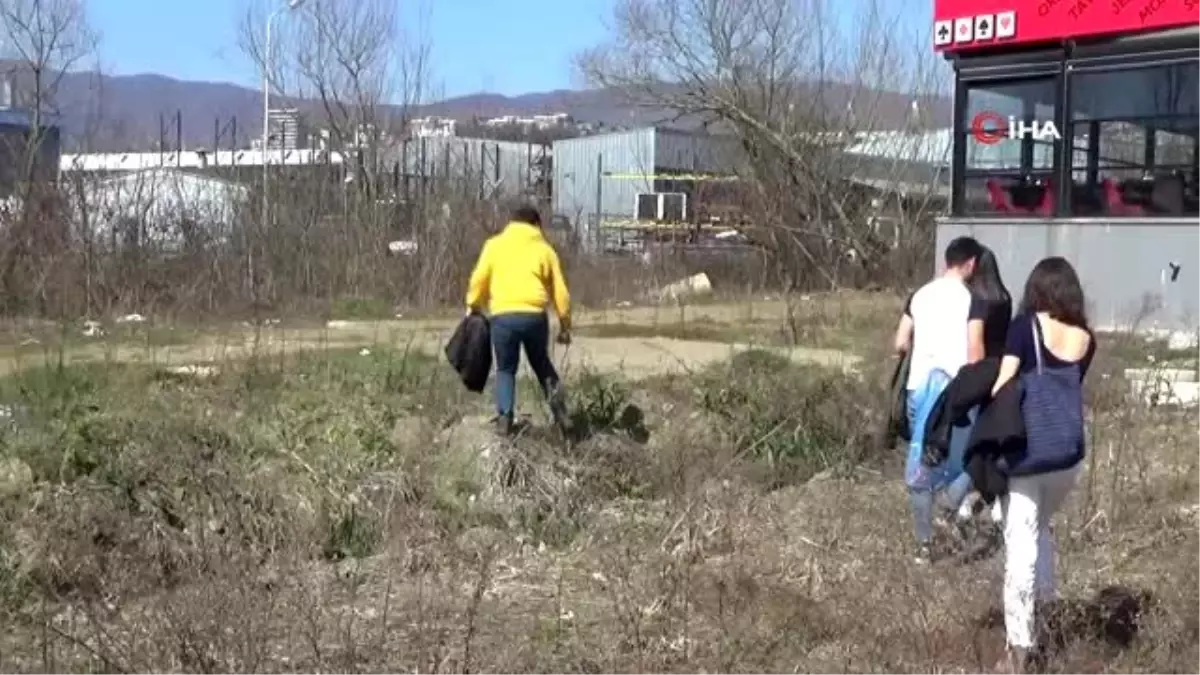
[990,355,1021,397]
[893,314,913,356]
[967,319,986,363]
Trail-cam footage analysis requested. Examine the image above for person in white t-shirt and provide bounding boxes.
[891,236,989,564]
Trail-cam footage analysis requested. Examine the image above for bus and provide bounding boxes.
[933,0,1198,333]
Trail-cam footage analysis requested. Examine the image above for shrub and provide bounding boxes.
[0,347,445,606]
[567,368,649,442]
[329,296,395,320]
[694,348,876,485]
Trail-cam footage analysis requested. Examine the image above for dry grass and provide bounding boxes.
[0,293,1194,673]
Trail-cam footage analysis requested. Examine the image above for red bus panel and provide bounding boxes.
[933,0,1199,51]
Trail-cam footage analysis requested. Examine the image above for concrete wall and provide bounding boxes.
[938,218,1199,332]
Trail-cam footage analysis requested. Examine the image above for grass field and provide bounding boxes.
[0,292,1194,672]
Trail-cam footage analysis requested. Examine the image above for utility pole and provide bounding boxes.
[255,0,307,303]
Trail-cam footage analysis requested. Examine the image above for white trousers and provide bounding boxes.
[954,491,1006,523]
[1001,464,1080,648]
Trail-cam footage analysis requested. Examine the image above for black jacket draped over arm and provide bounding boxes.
[920,357,1025,502]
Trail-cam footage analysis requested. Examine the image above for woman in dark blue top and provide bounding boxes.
[988,256,1096,673]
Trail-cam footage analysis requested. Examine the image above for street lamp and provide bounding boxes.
[255,0,305,301]
[262,0,306,214]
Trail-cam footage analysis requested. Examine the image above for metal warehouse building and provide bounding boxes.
[384,136,549,198]
[552,127,735,239]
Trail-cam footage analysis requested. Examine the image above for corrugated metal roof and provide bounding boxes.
[94,166,244,189]
[843,127,1059,172]
[0,108,58,128]
[843,129,952,164]
[60,148,345,173]
[850,174,950,199]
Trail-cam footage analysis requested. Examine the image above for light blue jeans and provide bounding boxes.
[907,391,975,544]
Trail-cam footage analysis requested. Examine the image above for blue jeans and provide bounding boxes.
[907,390,975,544]
[491,312,560,420]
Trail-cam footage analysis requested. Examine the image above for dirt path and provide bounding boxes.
[0,318,860,380]
[552,335,856,377]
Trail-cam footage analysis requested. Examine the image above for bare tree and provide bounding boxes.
[578,0,948,312]
[239,0,434,189]
[234,0,436,306]
[0,0,97,315]
[0,0,95,138]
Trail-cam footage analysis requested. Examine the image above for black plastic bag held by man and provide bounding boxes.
[877,350,912,450]
[445,312,492,393]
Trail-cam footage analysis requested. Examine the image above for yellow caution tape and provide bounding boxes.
[603,172,741,181]
[598,219,739,232]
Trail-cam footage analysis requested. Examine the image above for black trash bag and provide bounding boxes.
[445,312,492,393]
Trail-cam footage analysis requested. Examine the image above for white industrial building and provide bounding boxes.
[74,167,248,250]
[60,147,344,174]
[408,116,458,138]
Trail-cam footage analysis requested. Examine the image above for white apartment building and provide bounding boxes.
[408,116,458,138]
[482,113,575,130]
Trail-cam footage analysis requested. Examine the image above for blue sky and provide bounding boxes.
[89,0,929,99]
[89,0,613,97]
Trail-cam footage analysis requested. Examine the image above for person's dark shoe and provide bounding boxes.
[493,415,514,438]
[546,381,571,436]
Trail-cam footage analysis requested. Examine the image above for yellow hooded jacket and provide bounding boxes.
[465,221,572,327]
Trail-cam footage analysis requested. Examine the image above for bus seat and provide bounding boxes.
[1150,173,1186,214]
[985,178,1015,213]
[1102,178,1144,215]
[1035,179,1055,216]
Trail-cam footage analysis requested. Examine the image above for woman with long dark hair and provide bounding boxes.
[989,257,1096,673]
[967,246,1013,361]
[943,245,1014,529]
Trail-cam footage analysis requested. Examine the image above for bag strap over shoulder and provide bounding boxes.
[1030,315,1044,376]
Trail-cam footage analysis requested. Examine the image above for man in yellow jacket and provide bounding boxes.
[466,204,572,436]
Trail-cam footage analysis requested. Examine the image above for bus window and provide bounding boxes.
[957,76,1060,217]
[1068,61,1198,218]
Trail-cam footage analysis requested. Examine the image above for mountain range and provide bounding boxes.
[45,69,952,152]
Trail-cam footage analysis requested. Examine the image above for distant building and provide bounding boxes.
[552,127,736,247]
[532,113,572,128]
[75,167,249,251]
[60,147,343,174]
[263,108,305,151]
[0,107,60,199]
[483,112,575,130]
[379,135,549,199]
[409,116,457,138]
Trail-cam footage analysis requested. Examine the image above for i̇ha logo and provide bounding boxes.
[970,111,1061,145]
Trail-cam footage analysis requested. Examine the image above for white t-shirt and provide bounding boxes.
[904,275,976,390]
